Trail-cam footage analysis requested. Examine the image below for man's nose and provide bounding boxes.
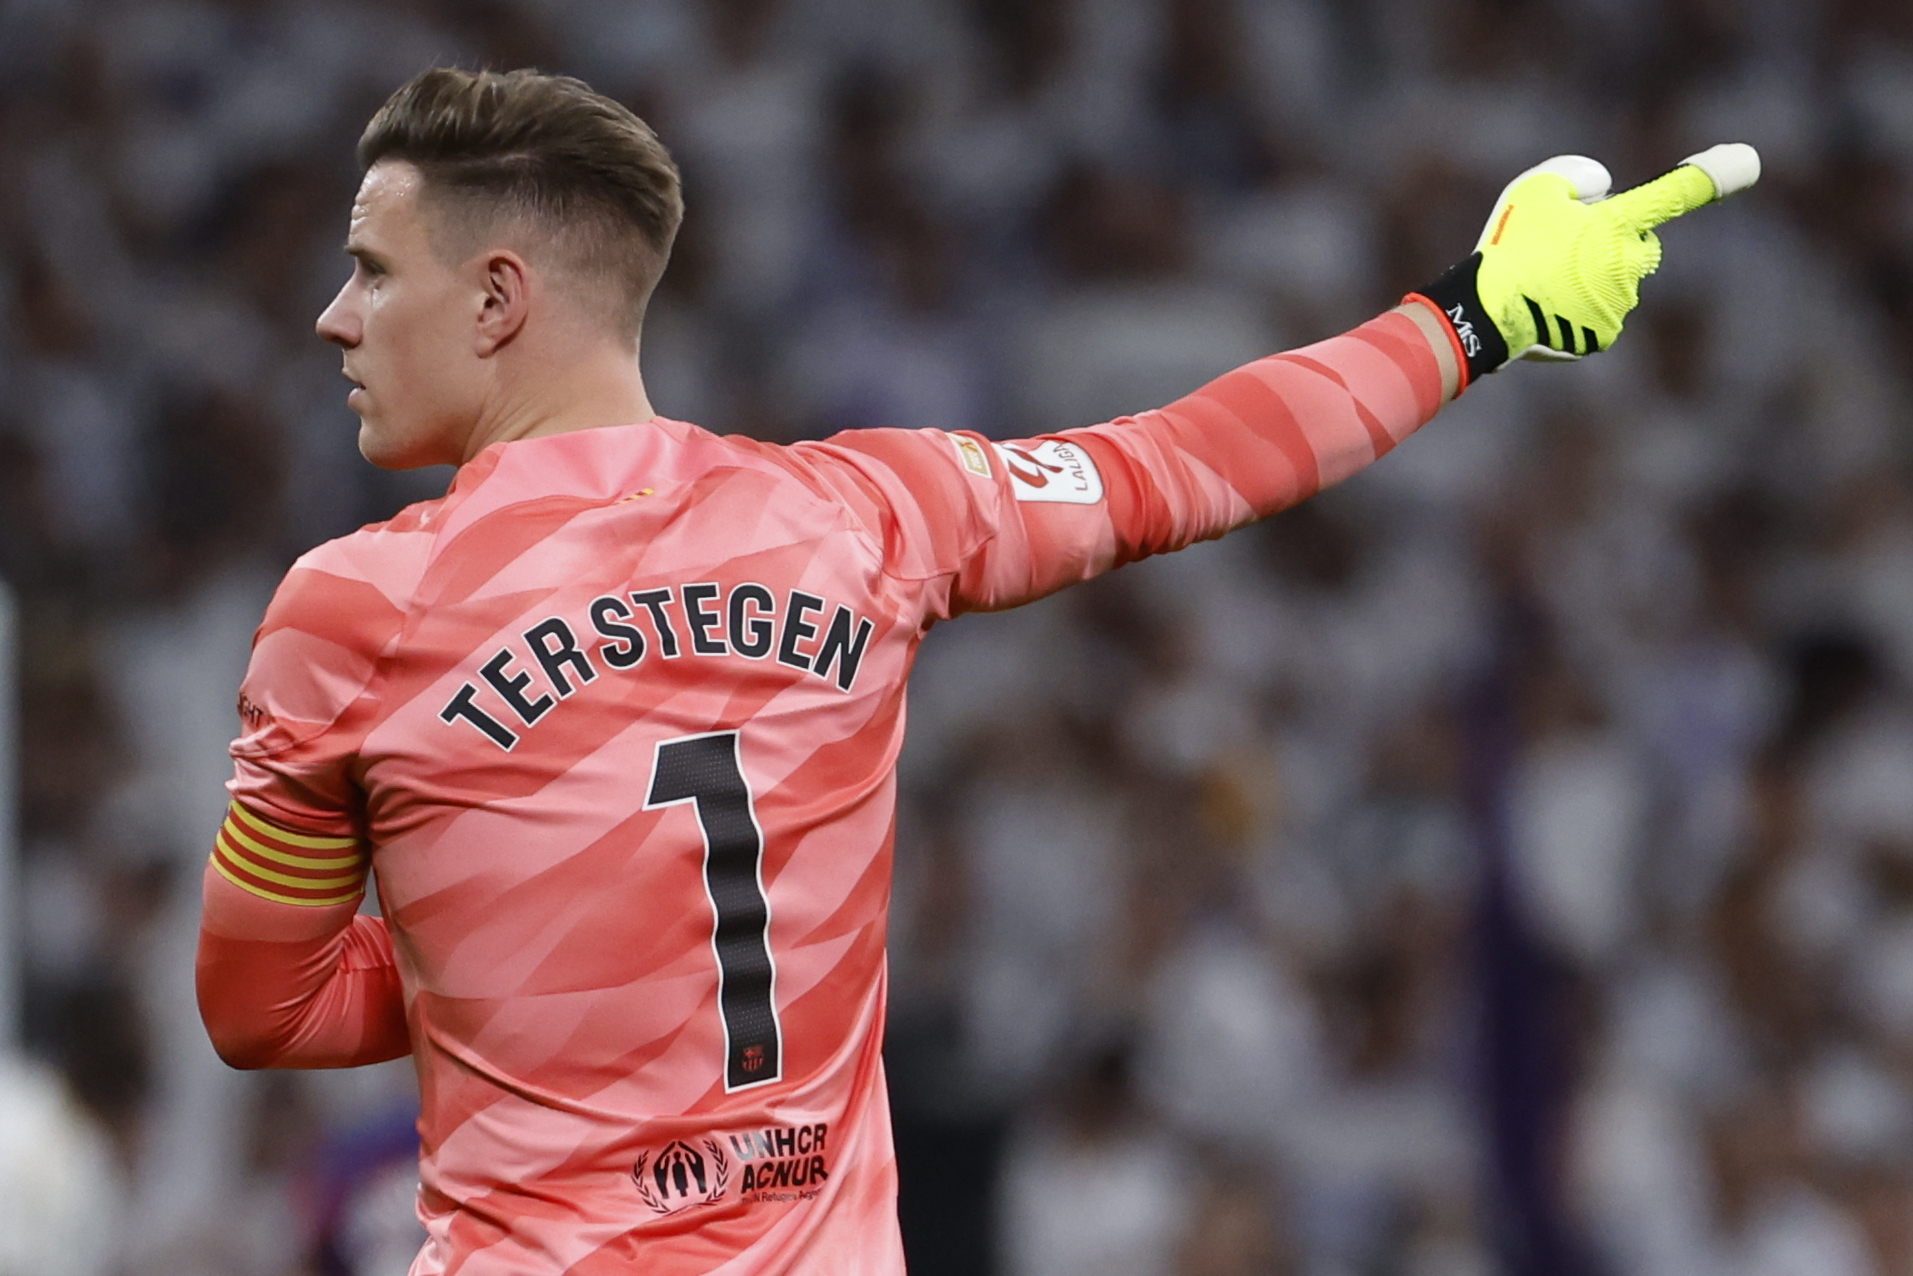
[315,282,359,347]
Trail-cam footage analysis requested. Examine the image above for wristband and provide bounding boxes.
[1405,253,1509,388]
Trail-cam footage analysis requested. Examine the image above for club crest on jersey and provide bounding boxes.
[633,1139,731,1215]
[992,440,1104,505]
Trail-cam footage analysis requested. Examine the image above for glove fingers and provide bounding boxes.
[1601,165,1718,233]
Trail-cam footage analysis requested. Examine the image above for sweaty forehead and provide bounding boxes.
[348,161,429,248]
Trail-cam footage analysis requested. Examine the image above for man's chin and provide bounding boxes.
[357,420,439,471]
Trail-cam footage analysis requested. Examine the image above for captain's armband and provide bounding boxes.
[209,802,367,907]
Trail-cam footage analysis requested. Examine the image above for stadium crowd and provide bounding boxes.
[3,0,1913,1273]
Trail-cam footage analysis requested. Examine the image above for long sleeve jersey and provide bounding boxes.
[195,310,1445,1276]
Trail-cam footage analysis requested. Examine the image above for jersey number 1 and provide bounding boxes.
[645,731,783,1090]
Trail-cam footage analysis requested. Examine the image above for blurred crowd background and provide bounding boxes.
[1,0,1912,1273]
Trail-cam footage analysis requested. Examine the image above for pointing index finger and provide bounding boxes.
[1601,143,1761,233]
[1601,164,1721,233]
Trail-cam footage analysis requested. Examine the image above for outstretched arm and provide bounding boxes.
[196,802,409,1069]
[805,144,1758,615]
[1056,302,1453,578]
[1080,143,1764,572]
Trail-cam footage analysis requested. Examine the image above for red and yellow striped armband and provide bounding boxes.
[209,802,367,907]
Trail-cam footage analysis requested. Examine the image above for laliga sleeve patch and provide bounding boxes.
[991,440,1104,504]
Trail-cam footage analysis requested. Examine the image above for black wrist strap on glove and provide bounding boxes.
[1405,253,1508,386]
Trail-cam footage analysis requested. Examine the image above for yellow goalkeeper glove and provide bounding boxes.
[1407,143,1761,389]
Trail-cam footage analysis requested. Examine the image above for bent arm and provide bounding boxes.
[195,803,409,1069]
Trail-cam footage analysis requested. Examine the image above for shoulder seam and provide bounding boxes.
[787,430,1004,585]
[346,488,461,755]
[761,439,918,582]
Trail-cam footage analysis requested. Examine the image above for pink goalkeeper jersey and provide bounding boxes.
[195,311,1445,1275]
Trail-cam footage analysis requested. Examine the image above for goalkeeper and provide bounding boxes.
[196,64,1755,1276]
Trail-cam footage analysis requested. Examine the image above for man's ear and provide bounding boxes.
[474,250,532,356]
